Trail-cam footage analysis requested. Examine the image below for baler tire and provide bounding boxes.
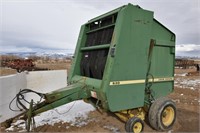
[125,116,144,133]
[125,118,131,132]
[148,97,176,131]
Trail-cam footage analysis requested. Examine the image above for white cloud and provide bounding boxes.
[1,0,103,50]
[176,44,200,57]
[0,45,34,53]
[0,0,199,57]
[176,44,200,52]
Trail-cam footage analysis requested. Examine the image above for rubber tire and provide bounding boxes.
[148,97,176,131]
[125,117,144,133]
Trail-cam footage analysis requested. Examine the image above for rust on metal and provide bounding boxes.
[175,58,200,71]
[2,59,49,72]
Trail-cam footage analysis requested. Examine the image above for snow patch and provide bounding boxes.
[5,119,26,132]
[103,125,120,133]
[6,100,95,132]
[174,77,200,90]
[175,73,187,76]
[34,100,95,127]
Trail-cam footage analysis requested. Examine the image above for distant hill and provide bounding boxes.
[175,56,200,60]
[0,49,74,59]
[1,49,199,60]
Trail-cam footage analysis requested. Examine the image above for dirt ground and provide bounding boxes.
[0,67,17,76]
[0,62,71,76]
[0,64,199,132]
[35,62,71,71]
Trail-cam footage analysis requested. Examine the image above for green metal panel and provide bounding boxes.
[71,75,102,89]
[103,4,154,111]
[80,44,110,51]
[86,6,124,24]
[68,25,88,82]
[148,19,175,100]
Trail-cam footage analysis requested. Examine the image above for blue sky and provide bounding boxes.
[0,0,200,57]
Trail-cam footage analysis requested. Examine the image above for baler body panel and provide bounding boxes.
[68,3,175,112]
[148,20,176,99]
[105,5,153,111]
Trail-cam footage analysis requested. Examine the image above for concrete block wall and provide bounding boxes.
[0,73,27,122]
[0,70,67,123]
[27,70,67,93]
[25,70,67,103]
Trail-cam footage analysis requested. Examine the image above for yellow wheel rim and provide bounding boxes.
[133,122,142,133]
[162,106,175,126]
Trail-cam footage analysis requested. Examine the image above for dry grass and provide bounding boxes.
[0,61,71,76]
[0,68,17,76]
[36,63,71,70]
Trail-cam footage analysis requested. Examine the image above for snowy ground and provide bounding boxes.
[6,100,95,132]
[174,74,200,90]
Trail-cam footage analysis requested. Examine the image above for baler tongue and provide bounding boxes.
[8,82,89,132]
[44,83,88,104]
[30,83,88,131]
